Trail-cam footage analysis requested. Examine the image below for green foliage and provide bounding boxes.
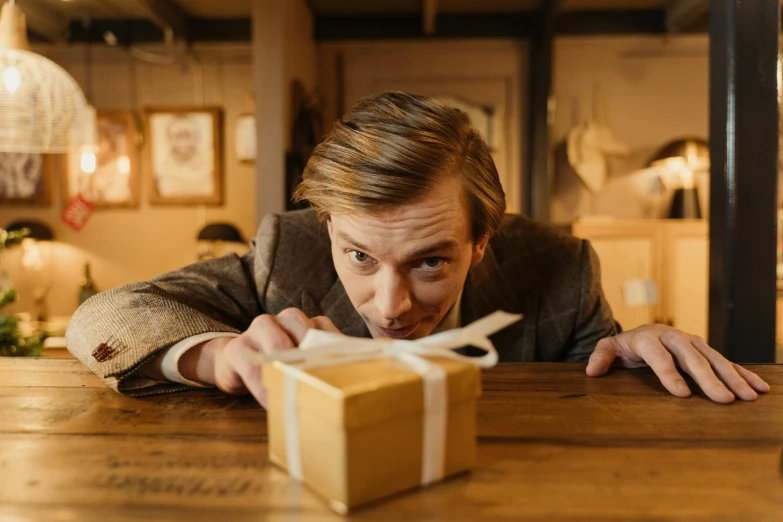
[0,288,15,309]
[0,227,47,357]
[0,314,46,357]
[0,227,29,250]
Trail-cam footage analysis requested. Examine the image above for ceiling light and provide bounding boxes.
[0,1,89,153]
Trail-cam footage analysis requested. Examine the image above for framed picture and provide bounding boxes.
[0,152,54,205]
[64,111,139,208]
[145,107,223,205]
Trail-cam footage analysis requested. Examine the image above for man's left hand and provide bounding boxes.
[586,324,771,403]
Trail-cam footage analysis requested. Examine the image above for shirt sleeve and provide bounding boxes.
[140,332,239,388]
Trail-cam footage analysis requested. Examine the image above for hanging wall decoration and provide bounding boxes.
[0,152,54,205]
[145,107,223,205]
[64,111,140,208]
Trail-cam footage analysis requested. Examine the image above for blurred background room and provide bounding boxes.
[0,0,779,362]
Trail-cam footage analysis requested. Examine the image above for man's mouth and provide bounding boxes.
[375,323,419,339]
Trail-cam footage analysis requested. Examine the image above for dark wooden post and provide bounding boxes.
[708,0,780,362]
[526,1,563,221]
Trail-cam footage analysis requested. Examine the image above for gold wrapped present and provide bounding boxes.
[260,311,521,513]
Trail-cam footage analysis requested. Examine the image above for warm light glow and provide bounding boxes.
[656,157,695,190]
[2,66,21,94]
[21,238,43,272]
[80,151,96,173]
[116,155,130,175]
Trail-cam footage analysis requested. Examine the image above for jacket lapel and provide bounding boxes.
[306,279,370,338]
[461,241,539,362]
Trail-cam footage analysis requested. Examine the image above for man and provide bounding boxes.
[66,92,769,406]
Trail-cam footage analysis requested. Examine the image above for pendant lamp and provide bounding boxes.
[0,0,88,153]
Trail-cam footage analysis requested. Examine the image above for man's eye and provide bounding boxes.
[420,257,445,270]
[349,251,372,264]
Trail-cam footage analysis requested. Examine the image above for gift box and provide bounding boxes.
[260,311,521,513]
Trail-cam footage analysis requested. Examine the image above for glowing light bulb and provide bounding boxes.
[2,66,21,94]
[80,151,96,173]
[116,155,130,175]
[21,238,43,272]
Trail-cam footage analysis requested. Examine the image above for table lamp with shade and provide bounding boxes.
[5,220,54,271]
[197,223,246,260]
[648,138,709,219]
[4,220,54,321]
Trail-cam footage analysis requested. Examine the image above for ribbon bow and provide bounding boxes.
[257,310,523,486]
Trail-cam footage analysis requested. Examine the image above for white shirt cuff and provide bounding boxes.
[160,332,239,387]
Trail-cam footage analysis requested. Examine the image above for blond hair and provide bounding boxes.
[293,92,506,239]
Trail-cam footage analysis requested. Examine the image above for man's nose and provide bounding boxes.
[374,269,413,323]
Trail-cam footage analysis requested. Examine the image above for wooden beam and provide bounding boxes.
[314,11,666,41]
[708,0,779,362]
[423,0,437,35]
[666,0,708,33]
[315,14,534,40]
[99,0,189,40]
[66,19,251,44]
[526,0,564,221]
[556,10,665,35]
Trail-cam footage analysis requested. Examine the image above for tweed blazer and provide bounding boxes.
[66,209,617,397]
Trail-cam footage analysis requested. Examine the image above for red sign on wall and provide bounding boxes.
[61,195,95,231]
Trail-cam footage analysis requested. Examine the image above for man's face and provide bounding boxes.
[167,119,199,162]
[328,174,488,340]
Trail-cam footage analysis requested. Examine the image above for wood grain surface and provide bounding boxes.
[0,359,781,522]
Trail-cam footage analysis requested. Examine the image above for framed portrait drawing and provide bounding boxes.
[145,107,223,205]
[0,152,53,205]
[64,111,140,208]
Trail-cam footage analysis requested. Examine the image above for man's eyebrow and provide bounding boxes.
[410,240,460,258]
[333,232,371,252]
[333,233,459,259]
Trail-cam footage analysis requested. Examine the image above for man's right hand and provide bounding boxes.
[178,308,341,407]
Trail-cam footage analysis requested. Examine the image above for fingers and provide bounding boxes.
[311,315,341,333]
[585,338,621,377]
[689,336,770,397]
[732,363,771,393]
[634,337,693,398]
[275,308,317,344]
[272,308,342,344]
[226,341,268,407]
[216,309,343,410]
[247,314,296,353]
[659,332,734,403]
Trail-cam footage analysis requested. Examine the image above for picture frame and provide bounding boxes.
[0,152,54,206]
[144,107,223,205]
[63,111,140,208]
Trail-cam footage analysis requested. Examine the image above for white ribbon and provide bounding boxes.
[257,310,523,485]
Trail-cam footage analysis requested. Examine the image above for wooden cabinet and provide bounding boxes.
[662,222,709,339]
[573,219,708,338]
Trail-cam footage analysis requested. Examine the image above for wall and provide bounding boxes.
[253,0,318,218]
[551,35,709,222]
[0,44,255,318]
[284,0,318,152]
[317,40,528,214]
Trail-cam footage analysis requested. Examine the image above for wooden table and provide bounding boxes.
[1,359,781,522]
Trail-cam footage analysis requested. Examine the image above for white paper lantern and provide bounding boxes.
[0,2,88,153]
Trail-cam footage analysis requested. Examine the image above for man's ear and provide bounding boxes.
[470,234,489,267]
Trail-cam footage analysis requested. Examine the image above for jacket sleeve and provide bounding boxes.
[65,215,280,396]
[563,239,618,362]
